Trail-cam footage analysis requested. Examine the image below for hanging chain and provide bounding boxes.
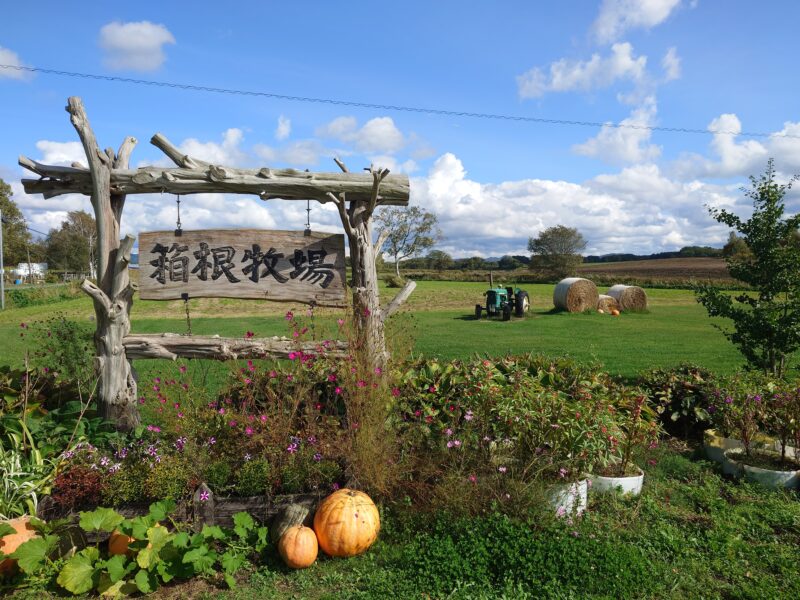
[304,199,311,236]
[174,194,183,236]
[181,292,192,335]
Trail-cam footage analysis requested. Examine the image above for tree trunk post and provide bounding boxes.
[66,97,140,431]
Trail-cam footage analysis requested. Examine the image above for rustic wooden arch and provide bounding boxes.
[19,97,414,430]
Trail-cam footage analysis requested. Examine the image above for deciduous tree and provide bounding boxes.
[528,225,587,278]
[375,207,441,276]
[696,160,800,377]
[0,177,35,267]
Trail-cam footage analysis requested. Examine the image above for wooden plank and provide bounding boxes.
[122,334,348,360]
[138,229,346,306]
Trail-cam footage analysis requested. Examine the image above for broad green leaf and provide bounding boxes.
[182,545,216,573]
[172,531,190,548]
[129,516,152,540]
[57,553,98,595]
[221,550,246,575]
[232,512,254,532]
[97,573,136,598]
[224,573,237,589]
[10,535,57,574]
[134,568,158,594]
[79,507,124,533]
[104,554,128,583]
[147,499,176,523]
[200,524,225,540]
[0,523,16,537]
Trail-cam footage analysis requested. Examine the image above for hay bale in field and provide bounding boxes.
[606,284,648,311]
[553,278,599,313]
[597,294,619,313]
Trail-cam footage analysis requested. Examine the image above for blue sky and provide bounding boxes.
[1,0,799,258]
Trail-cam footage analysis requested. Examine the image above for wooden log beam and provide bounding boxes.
[123,333,348,361]
[382,280,417,320]
[19,158,410,205]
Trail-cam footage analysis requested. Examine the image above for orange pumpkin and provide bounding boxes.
[278,525,318,568]
[108,530,135,556]
[0,517,39,576]
[611,309,620,316]
[313,489,380,557]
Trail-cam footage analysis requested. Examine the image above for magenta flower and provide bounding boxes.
[244,378,252,385]
[374,367,383,376]
[288,352,298,361]
[313,453,322,462]
[464,410,474,421]
[245,426,254,436]
[179,365,187,374]
[357,380,367,388]
[260,414,267,423]
[337,318,345,327]
[391,387,401,397]
[199,490,210,502]
[229,420,238,428]
[498,466,507,473]
[328,374,337,382]
[245,330,255,339]
[287,443,299,454]
[468,474,477,484]
[285,311,294,321]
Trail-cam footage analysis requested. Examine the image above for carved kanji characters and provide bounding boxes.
[289,248,336,288]
[149,242,190,284]
[242,244,288,283]
[192,243,240,283]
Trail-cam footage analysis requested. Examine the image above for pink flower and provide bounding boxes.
[445,428,453,437]
[468,474,477,484]
[335,386,342,394]
[464,410,474,421]
[285,311,294,321]
[429,386,436,393]
[447,441,454,448]
[177,412,184,418]
[288,352,298,361]
[337,318,345,327]
[374,367,383,376]
[269,370,278,378]
[260,414,267,423]
[179,365,187,373]
[244,378,252,385]
[229,420,238,428]
[327,374,337,382]
[453,440,462,448]
[199,490,210,502]
[391,387,401,397]
[245,426,254,436]
[219,408,226,415]
[286,375,294,382]
[245,331,255,339]
[357,380,367,388]
[146,425,161,432]
[498,466,507,473]
[558,467,568,478]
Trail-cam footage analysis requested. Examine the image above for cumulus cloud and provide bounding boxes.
[413,153,737,258]
[179,129,247,166]
[661,47,681,81]
[0,46,33,80]
[517,42,648,98]
[254,140,328,166]
[275,115,291,141]
[99,21,176,71]
[592,0,682,44]
[35,141,87,166]
[316,116,405,154]
[573,97,661,164]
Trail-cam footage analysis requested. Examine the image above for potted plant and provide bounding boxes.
[590,390,660,496]
[721,385,800,489]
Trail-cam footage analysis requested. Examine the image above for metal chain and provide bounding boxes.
[181,293,192,336]
[175,194,182,236]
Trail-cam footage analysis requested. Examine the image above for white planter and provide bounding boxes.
[590,468,644,496]
[725,449,800,490]
[771,441,797,459]
[703,429,743,464]
[721,449,744,478]
[548,479,588,516]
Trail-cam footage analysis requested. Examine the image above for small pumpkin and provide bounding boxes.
[313,489,379,557]
[597,309,605,314]
[611,309,620,317]
[0,517,39,576]
[108,530,134,556]
[278,525,318,568]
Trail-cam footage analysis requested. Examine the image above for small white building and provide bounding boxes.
[12,262,48,281]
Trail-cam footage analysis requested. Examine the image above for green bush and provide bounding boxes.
[101,461,149,506]
[203,460,233,493]
[234,459,272,496]
[144,455,193,501]
[383,274,407,288]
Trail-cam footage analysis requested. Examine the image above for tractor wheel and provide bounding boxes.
[502,304,512,321]
[475,304,483,319]
[515,291,530,317]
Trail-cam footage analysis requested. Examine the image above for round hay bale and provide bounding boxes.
[597,294,619,313]
[553,278,599,313]
[606,285,648,311]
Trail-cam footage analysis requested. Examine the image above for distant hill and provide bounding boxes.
[584,246,722,263]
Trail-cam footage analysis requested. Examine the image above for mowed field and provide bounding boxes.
[0,277,745,387]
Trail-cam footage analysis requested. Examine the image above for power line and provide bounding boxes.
[2,63,797,140]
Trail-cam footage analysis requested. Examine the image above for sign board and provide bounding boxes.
[138,229,346,306]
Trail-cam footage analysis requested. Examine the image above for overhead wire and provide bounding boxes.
[1,63,798,139]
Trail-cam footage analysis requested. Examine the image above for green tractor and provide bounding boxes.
[475,286,530,321]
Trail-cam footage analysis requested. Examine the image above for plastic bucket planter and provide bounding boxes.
[725,449,800,490]
[590,467,644,496]
[703,429,774,464]
[548,479,588,516]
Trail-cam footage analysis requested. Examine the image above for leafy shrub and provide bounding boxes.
[639,364,716,439]
[383,274,406,288]
[50,465,106,512]
[101,461,149,506]
[234,459,272,496]
[143,455,193,501]
[203,460,233,493]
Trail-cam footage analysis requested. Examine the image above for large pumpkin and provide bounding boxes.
[108,530,135,556]
[0,517,39,576]
[313,489,379,557]
[278,525,318,568]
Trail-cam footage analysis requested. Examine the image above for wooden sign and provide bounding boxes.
[138,229,346,306]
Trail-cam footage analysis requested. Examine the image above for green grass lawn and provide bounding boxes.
[0,281,745,384]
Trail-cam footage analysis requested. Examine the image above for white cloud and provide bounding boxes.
[275,115,291,141]
[573,97,661,164]
[254,140,328,166]
[0,46,32,80]
[99,21,176,71]
[316,116,405,154]
[592,0,682,44]
[179,129,247,166]
[35,141,86,166]
[673,114,768,179]
[517,42,648,98]
[413,153,737,258]
[661,47,681,81]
